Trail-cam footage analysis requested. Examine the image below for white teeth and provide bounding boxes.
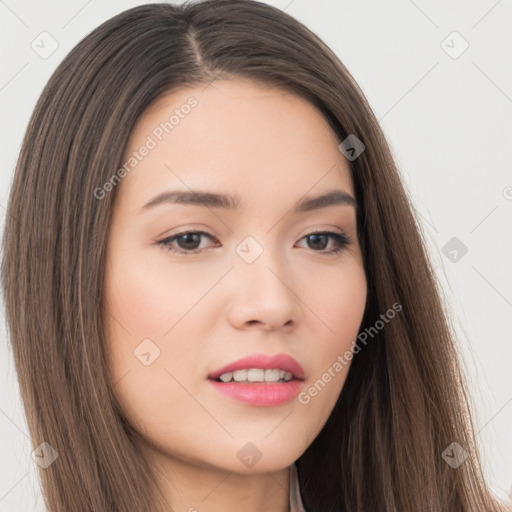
[265,369,281,382]
[219,372,233,383]
[247,368,265,382]
[218,368,294,383]
[233,369,247,382]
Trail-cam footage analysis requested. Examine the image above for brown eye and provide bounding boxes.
[158,230,217,255]
[305,233,330,250]
[174,233,203,251]
[298,231,352,255]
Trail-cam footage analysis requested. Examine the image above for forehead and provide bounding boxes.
[118,79,354,208]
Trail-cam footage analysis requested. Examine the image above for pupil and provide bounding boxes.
[308,234,327,250]
[179,233,201,250]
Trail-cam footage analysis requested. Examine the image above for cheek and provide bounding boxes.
[102,246,224,412]
[306,258,367,345]
[102,257,206,438]
[296,261,366,416]
[104,245,217,337]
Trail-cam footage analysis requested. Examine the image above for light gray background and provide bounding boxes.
[1,0,511,510]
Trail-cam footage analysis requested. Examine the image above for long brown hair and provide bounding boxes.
[1,1,505,511]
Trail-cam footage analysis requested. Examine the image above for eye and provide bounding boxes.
[297,230,353,255]
[158,230,218,255]
[157,230,353,256]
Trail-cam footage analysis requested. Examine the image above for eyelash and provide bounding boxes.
[157,229,353,256]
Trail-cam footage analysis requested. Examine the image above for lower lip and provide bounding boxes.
[207,379,304,407]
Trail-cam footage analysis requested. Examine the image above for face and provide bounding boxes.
[103,79,367,476]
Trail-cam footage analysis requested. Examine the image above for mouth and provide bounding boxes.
[208,352,305,380]
[207,353,305,406]
[211,368,298,384]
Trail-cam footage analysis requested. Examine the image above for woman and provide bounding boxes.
[1,1,507,511]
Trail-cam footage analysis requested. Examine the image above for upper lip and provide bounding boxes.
[208,352,305,381]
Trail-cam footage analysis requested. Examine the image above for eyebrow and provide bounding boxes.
[141,188,357,213]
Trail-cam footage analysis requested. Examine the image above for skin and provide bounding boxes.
[103,79,367,512]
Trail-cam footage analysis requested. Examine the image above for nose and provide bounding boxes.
[226,248,301,331]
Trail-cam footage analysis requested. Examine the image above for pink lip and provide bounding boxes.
[208,379,304,407]
[207,352,305,381]
[207,353,305,407]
